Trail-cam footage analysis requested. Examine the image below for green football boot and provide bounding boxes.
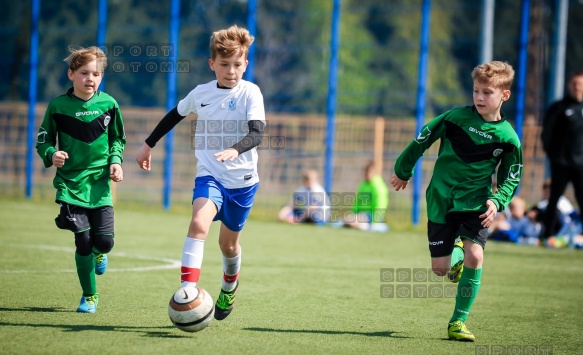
[214,281,238,321]
[448,320,475,342]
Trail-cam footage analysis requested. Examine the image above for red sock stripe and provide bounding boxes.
[181,266,201,283]
[223,272,239,283]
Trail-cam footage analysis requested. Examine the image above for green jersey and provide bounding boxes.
[353,175,389,222]
[36,88,126,208]
[394,106,522,224]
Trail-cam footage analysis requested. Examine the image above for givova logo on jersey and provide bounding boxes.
[507,164,523,181]
[76,110,100,117]
[415,126,431,144]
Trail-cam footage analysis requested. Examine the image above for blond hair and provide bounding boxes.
[64,46,107,73]
[210,25,254,60]
[509,196,525,209]
[471,61,514,90]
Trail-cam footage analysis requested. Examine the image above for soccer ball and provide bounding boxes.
[168,287,214,332]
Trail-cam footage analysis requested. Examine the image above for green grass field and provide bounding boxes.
[1,198,582,354]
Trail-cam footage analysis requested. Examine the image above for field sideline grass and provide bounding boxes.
[1,198,582,354]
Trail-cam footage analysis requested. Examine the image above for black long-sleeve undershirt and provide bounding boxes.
[230,120,265,154]
[145,107,185,148]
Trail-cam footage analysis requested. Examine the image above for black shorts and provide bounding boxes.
[54,202,114,236]
[427,212,488,258]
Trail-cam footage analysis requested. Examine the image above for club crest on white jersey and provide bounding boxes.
[228,98,237,111]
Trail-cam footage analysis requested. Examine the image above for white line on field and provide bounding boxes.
[0,244,181,273]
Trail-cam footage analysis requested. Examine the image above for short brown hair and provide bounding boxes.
[64,46,107,73]
[209,25,254,61]
[568,70,583,81]
[471,61,514,90]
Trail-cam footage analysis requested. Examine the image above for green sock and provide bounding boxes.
[75,252,96,296]
[450,244,464,268]
[449,267,482,323]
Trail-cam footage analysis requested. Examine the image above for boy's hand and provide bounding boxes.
[110,163,123,182]
[391,174,408,191]
[214,148,239,163]
[52,151,69,167]
[479,200,498,227]
[136,143,152,171]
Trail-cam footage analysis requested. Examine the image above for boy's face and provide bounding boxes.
[67,60,103,101]
[472,81,510,119]
[209,51,248,88]
[567,74,583,102]
[509,201,525,219]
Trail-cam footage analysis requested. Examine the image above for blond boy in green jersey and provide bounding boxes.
[392,61,523,341]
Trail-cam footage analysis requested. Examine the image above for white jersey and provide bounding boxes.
[177,80,265,188]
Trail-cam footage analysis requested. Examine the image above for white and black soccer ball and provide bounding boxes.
[168,287,214,332]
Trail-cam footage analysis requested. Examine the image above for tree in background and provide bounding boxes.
[1,0,582,119]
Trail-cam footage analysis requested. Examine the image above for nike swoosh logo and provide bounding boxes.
[201,103,211,107]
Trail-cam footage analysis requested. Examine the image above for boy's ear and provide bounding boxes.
[208,58,215,71]
[502,89,511,101]
[67,69,74,80]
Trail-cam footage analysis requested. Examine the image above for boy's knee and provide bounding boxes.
[218,240,239,256]
[463,248,484,269]
[219,242,237,255]
[431,257,451,276]
[188,218,210,235]
[432,267,448,277]
[74,231,93,256]
[93,234,114,254]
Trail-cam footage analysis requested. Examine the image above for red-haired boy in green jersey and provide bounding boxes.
[36,46,126,313]
[391,61,523,341]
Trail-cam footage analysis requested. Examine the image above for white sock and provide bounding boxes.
[181,237,205,288]
[222,251,241,292]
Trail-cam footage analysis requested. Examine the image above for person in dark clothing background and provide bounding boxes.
[541,70,583,242]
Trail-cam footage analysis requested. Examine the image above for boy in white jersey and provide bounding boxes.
[136,25,265,320]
